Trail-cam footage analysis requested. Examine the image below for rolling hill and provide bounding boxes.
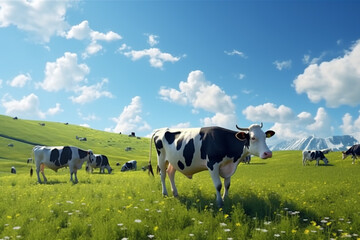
[0,114,153,174]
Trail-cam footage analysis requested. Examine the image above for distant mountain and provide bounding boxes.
[270,135,359,151]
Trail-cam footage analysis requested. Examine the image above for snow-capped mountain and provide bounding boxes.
[270,135,359,151]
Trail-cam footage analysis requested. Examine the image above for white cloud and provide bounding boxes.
[0,0,71,42]
[110,96,151,134]
[273,60,292,70]
[123,48,180,69]
[340,113,360,135]
[294,40,360,107]
[243,103,333,140]
[7,73,31,87]
[0,79,2,88]
[1,93,61,119]
[40,52,90,92]
[302,52,325,65]
[66,20,122,57]
[159,70,237,128]
[224,49,247,58]
[147,34,159,47]
[70,78,114,104]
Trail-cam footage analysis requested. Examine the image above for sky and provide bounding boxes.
[1,0,360,145]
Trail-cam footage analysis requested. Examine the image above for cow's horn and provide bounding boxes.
[260,122,263,128]
[236,125,249,131]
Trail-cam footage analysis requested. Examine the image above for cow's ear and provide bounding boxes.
[265,130,275,138]
[235,132,248,141]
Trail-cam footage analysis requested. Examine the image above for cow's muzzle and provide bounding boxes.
[260,151,272,159]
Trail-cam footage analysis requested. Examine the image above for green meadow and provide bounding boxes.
[1,114,360,239]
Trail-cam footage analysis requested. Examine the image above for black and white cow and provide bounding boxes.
[148,123,275,207]
[121,160,137,172]
[86,154,112,174]
[342,144,360,164]
[11,166,16,174]
[33,146,95,183]
[302,150,329,166]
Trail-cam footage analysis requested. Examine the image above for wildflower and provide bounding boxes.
[261,229,268,233]
[148,235,155,238]
[134,219,142,223]
[154,226,158,231]
[220,223,227,227]
[274,234,280,237]
[236,223,241,227]
[13,226,21,230]
[7,216,12,219]
[326,222,332,226]
[117,223,124,227]
[224,214,229,219]
[291,229,297,234]
[224,229,231,232]
[304,229,309,234]
[311,221,317,226]
[189,233,194,237]
[264,221,271,225]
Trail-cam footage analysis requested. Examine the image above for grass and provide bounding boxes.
[1,114,360,239]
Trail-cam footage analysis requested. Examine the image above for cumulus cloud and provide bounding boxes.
[294,40,360,107]
[147,34,159,47]
[0,0,71,42]
[123,48,180,69]
[340,113,360,141]
[243,103,333,140]
[70,78,114,104]
[110,96,151,134]
[273,60,292,70]
[159,70,237,128]
[1,93,62,119]
[40,52,90,92]
[7,73,31,87]
[66,20,122,57]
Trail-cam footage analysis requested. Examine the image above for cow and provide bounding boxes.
[342,144,360,164]
[302,150,329,166]
[121,160,137,172]
[148,123,275,207]
[86,154,112,174]
[11,166,16,174]
[32,146,95,183]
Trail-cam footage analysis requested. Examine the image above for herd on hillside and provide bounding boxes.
[7,123,360,207]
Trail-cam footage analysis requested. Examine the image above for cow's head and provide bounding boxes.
[341,151,349,160]
[88,150,96,162]
[323,157,329,165]
[235,123,275,159]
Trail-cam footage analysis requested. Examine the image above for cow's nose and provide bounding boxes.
[261,151,272,159]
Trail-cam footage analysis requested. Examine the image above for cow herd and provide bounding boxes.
[23,123,360,207]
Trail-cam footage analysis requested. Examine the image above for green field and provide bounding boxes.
[1,115,360,239]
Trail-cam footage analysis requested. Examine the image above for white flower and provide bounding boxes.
[134,219,142,223]
[13,226,21,230]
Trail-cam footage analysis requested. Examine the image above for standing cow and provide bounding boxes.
[33,146,95,183]
[86,154,112,174]
[121,160,137,172]
[302,150,329,166]
[148,123,275,207]
[342,144,360,164]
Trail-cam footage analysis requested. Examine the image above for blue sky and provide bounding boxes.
[1,0,360,144]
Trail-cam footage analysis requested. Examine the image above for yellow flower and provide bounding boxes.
[291,229,297,234]
[224,214,229,219]
[304,229,309,234]
[236,222,241,227]
[7,216,12,219]
[154,226,159,231]
[310,221,317,226]
[326,222,332,226]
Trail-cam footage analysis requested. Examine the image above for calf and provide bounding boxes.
[148,123,275,207]
[342,144,360,164]
[86,154,112,174]
[302,150,329,166]
[33,146,95,183]
[121,160,137,172]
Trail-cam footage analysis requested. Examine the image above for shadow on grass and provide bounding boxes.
[178,189,319,225]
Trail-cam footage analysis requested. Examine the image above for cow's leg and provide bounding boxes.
[167,164,178,197]
[158,157,168,196]
[36,163,43,183]
[209,165,223,207]
[223,177,231,200]
[352,155,356,164]
[302,157,306,166]
[40,163,47,183]
[316,159,319,166]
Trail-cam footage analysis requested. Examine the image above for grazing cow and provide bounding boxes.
[342,144,360,164]
[302,150,329,166]
[121,160,137,172]
[148,123,275,207]
[11,166,16,174]
[33,146,95,183]
[86,154,112,174]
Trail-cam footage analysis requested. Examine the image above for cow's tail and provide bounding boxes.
[148,131,159,177]
[30,146,36,177]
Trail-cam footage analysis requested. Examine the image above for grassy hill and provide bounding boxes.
[0,114,152,175]
[1,114,360,239]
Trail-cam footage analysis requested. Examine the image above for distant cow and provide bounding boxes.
[33,146,95,183]
[11,166,16,174]
[148,123,275,207]
[342,144,360,164]
[302,150,329,166]
[86,154,112,174]
[121,160,137,172]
